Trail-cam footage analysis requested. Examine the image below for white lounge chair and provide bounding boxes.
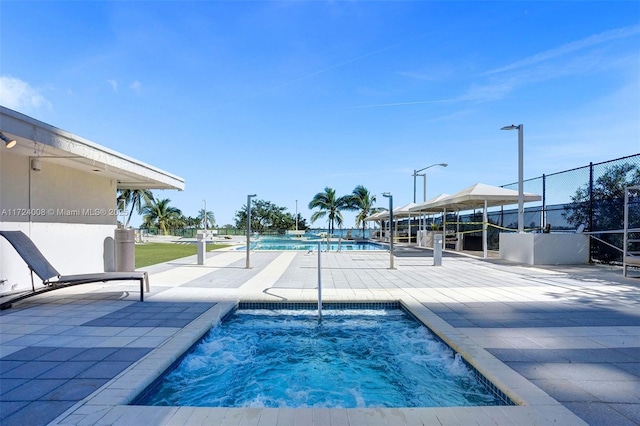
[0,230,149,309]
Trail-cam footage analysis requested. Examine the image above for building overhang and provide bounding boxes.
[0,106,185,191]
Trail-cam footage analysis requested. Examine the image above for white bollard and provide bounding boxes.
[433,234,443,266]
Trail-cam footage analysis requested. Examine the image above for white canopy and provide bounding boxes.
[363,210,389,222]
[367,203,418,221]
[409,183,542,259]
[418,183,541,211]
[392,202,419,217]
[408,193,451,213]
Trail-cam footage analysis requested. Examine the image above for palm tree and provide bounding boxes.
[349,185,380,238]
[308,187,350,235]
[198,209,216,229]
[141,197,182,235]
[117,189,154,228]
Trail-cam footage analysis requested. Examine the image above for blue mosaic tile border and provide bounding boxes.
[238,301,401,310]
[476,372,516,406]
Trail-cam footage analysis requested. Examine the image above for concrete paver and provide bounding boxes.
[0,246,638,425]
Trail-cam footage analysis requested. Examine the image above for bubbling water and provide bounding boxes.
[140,309,501,408]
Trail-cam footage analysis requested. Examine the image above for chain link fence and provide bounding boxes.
[141,227,248,237]
[141,154,639,264]
[494,153,640,263]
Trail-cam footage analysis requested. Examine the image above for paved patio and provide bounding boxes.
[1,246,639,425]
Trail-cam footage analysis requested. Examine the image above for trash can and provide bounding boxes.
[115,228,135,272]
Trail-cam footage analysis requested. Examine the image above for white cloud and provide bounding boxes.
[129,80,142,95]
[461,80,516,103]
[107,79,118,92]
[0,75,51,112]
[486,24,640,75]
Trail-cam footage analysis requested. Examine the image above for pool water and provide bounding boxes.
[138,309,503,408]
[239,238,386,251]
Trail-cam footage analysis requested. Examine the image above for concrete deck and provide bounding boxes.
[1,246,639,425]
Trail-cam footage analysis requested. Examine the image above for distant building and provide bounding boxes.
[0,106,185,296]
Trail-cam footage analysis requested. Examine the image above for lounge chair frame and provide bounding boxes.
[0,230,149,309]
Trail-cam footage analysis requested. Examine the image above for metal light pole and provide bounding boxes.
[501,124,524,233]
[416,173,427,202]
[382,192,395,269]
[295,199,298,231]
[413,163,448,203]
[246,194,256,268]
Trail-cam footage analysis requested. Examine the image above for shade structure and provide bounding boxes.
[388,203,419,243]
[408,194,451,213]
[392,202,419,217]
[365,203,419,221]
[409,183,541,258]
[362,210,389,241]
[422,183,541,210]
[363,204,420,243]
[363,210,389,222]
[408,195,450,247]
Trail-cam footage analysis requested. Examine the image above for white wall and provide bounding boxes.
[499,233,590,265]
[0,149,118,296]
[0,222,117,295]
[1,154,117,225]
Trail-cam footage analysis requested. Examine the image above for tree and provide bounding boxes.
[292,213,309,231]
[234,199,305,232]
[183,216,201,228]
[347,185,381,238]
[141,197,182,235]
[563,163,640,262]
[308,187,351,235]
[198,209,216,229]
[117,189,153,228]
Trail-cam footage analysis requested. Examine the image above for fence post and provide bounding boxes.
[542,174,546,229]
[588,162,594,262]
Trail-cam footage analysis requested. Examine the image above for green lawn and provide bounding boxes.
[135,242,230,268]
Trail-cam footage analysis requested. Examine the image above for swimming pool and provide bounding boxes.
[135,304,510,408]
[238,238,387,251]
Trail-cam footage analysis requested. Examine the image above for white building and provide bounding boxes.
[0,106,185,296]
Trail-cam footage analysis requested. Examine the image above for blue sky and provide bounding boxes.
[1,1,639,228]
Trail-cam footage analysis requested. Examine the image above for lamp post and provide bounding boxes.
[246,194,256,268]
[295,199,298,231]
[413,163,448,203]
[501,124,524,233]
[382,192,395,269]
[416,173,427,202]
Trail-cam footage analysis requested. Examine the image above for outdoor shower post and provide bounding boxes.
[383,192,395,269]
[196,232,206,265]
[317,242,322,322]
[246,194,256,269]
